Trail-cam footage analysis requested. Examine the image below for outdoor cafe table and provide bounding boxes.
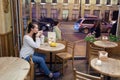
[38,43,65,70]
[90,58,120,79]
[93,40,118,49]
[94,40,118,48]
[0,57,30,80]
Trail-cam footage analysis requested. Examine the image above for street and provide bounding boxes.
[60,22,87,57]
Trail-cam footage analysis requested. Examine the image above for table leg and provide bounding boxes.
[50,52,52,71]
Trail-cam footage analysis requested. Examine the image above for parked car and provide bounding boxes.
[38,22,51,31]
[74,17,98,33]
[32,19,50,31]
[32,18,58,31]
[38,18,58,31]
[101,21,112,33]
[74,16,112,33]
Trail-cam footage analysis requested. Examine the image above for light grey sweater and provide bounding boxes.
[20,35,42,58]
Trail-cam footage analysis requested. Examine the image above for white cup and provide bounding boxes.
[41,35,45,44]
[96,59,102,66]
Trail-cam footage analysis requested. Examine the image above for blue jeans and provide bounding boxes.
[25,52,51,75]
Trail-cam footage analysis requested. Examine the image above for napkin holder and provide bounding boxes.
[48,32,56,44]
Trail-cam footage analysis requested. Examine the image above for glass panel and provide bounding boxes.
[84,10,90,15]
[40,8,47,17]
[85,0,89,4]
[52,0,57,3]
[32,4,36,19]
[62,10,69,20]
[96,0,100,4]
[83,20,95,24]
[93,10,100,17]
[51,9,57,19]
[106,0,111,5]
[41,0,46,3]
[72,9,79,20]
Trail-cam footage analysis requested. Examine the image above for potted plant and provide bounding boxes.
[109,34,120,42]
[84,33,95,42]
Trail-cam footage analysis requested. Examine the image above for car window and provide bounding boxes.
[82,20,96,24]
[76,19,82,23]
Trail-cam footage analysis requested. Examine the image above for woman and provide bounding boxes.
[53,21,62,41]
[20,22,60,78]
[90,20,101,38]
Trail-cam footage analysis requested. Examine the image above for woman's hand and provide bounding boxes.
[36,30,43,37]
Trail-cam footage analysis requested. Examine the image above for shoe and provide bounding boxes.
[52,72,60,78]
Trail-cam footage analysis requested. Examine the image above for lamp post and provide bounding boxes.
[79,0,82,18]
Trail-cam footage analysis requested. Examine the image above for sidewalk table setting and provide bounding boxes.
[37,32,65,70]
[90,57,120,79]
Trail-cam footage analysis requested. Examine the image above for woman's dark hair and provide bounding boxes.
[27,22,38,41]
[54,21,59,26]
[27,22,38,33]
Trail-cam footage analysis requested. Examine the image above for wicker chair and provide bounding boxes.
[88,43,104,73]
[25,56,34,80]
[25,55,45,80]
[55,40,75,75]
[73,68,103,80]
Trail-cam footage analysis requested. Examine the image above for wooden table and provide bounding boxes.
[90,58,120,78]
[0,57,30,80]
[38,43,65,70]
[94,40,118,48]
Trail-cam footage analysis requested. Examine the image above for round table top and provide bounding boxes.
[38,43,65,52]
[93,40,118,48]
[0,57,30,80]
[90,58,120,77]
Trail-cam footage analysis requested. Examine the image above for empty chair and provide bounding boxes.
[55,40,75,75]
[73,68,103,80]
[88,43,104,73]
[25,56,34,80]
[88,43,104,63]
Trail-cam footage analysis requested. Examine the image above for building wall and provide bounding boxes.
[34,0,119,21]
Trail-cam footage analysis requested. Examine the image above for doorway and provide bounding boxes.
[62,9,69,21]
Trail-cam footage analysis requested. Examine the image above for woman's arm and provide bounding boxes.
[25,36,41,48]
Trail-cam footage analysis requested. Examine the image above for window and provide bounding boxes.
[32,4,36,19]
[106,0,111,5]
[85,0,89,4]
[93,10,100,17]
[62,10,69,20]
[51,9,57,19]
[40,8,47,17]
[52,0,57,3]
[41,0,46,3]
[83,20,95,24]
[96,0,100,4]
[72,9,79,20]
[84,10,90,16]
[74,0,79,4]
[63,0,68,3]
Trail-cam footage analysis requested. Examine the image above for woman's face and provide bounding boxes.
[32,24,39,33]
